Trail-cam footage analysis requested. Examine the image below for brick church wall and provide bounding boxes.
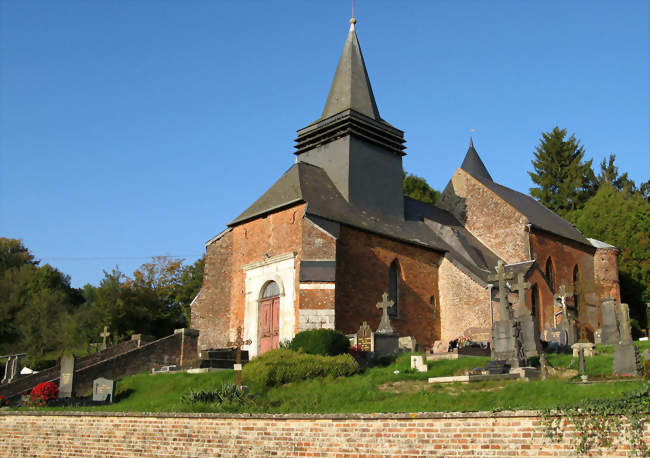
[440,169,529,264]
[437,256,490,345]
[335,225,440,348]
[191,229,233,350]
[594,246,621,303]
[529,229,599,332]
[2,411,645,456]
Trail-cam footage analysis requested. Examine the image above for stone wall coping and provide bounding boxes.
[0,409,552,420]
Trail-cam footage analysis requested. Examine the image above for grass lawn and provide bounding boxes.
[34,347,648,414]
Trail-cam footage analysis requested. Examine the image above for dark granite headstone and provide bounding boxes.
[600,296,619,345]
[485,360,509,375]
[93,377,114,403]
[58,354,75,398]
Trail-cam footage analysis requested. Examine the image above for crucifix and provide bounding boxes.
[100,326,110,351]
[553,285,573,327]
[487,260,515,321]
[227,326,252,387]
[375,292,395,334]
[512,272,531,318]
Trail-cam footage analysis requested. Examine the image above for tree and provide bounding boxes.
[568,183,650,328]
[0,238,38,274]
[528,127,596,215]
[597,154,635,193]
[403,172,440,205]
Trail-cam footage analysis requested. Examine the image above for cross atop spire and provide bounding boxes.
[320,14,380,121]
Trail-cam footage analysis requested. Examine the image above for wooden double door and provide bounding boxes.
[259,296,280,354]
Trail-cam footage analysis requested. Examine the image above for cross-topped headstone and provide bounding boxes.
[227,326,252,387]
[487,260,515,320]
[512,272,531,317]
[375,292,395,335]
[100,326,110,351]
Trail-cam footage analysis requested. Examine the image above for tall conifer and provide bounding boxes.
[528,127,596,215]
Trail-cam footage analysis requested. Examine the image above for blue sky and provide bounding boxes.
[1,1,648,288]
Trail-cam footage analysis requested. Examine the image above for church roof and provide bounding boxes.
[320,21,381,122]
[229,162,450,252]
[458,142,590,246]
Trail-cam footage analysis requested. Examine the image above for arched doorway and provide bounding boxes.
[259,281,281,354]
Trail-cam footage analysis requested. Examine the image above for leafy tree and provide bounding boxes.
[528,127,596,215]
[0,238,38,273]
[403,172,440,205]
[175,256,205,325]
[567,183,650,327]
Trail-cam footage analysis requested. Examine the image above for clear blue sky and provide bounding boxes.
[1,1,648,288]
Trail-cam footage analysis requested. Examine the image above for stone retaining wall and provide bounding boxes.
[0,410,645,457]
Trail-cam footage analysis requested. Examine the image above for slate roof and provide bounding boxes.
[459,144,590,246]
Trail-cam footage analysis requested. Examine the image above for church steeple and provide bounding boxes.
[460,138,493,181]
[320,18,380,121]
[293,16,406,219]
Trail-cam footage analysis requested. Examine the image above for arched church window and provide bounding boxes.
[261,281,280,299]
[388,260,400,317]
[572,265,580,309]
[531,284,539,317]
[545,258,554,291]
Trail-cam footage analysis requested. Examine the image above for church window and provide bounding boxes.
[572,265,580,309]
[545,258,554,291]
[261,281,280,299]
[388,260,400,317]
[531,284,539,317]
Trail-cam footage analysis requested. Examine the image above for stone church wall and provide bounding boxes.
[594,246,621,303]
[437,256,490,345]
[440,169,529,264]
[335,225,440,348]
[2,411,644,456]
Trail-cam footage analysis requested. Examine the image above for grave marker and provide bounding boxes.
[100,326,111,351]
[356,321,373,352]
[375,292,395,335]
[227,326,251,387]
[613,303,641,376]
[58,354,75,398]
[512,272,541,358]
[93,377,114,403]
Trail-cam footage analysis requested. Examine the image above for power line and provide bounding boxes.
[39,255,202,261]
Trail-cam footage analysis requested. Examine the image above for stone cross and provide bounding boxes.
[512,272,531,317]
[487,260,514,320]
[227,326,252,387]
[375,292,395,335]
[553,285,573,324]
[618,303,633,344]
[100,326,110,351]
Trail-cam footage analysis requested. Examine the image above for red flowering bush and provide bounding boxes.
[349,345,363,358]
[0,395,7,407]
[30,381,58,406]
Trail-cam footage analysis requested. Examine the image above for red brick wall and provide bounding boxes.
[0,411,644,457]
[335,225,441,347]
[529,228,599,331]
[191,230,233,350]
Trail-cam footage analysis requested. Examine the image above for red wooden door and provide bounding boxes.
[260,297,280,354]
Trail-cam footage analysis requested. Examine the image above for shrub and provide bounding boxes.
[288,329,351,356]
[0,395,7,407]
[30,381,58,406]
[180,383,248,406]
[242,349,359,390]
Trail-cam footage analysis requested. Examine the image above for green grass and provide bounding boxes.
[31,352,648,414]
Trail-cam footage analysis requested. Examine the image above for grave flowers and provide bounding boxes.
[0,395,6,407]
[30,381,58,406]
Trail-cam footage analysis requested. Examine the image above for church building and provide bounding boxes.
[191,17,620,357]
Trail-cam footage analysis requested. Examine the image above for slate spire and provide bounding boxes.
[460,138,493,181]
[320,17,380,121]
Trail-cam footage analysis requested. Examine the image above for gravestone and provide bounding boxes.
[594,329,602,345]
[613,303,641,376]
[432,340,447,354]
[542,327,567,349]
[578,347,586,375]
[93,377,114,403]
[488,261,526,368]
[356,321,373,352]
[226,326,252,388]
[410,355,428,373]
[373,292,399,357]
[512,272,542,358]
[600,296,619,345]
[572,342,595,358]
[554,285,577,346]
[485,360,508,375]
[398,336,417,351]
[58,354,75,398]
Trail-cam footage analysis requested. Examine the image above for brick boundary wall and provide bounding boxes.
[0,410,645,457]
